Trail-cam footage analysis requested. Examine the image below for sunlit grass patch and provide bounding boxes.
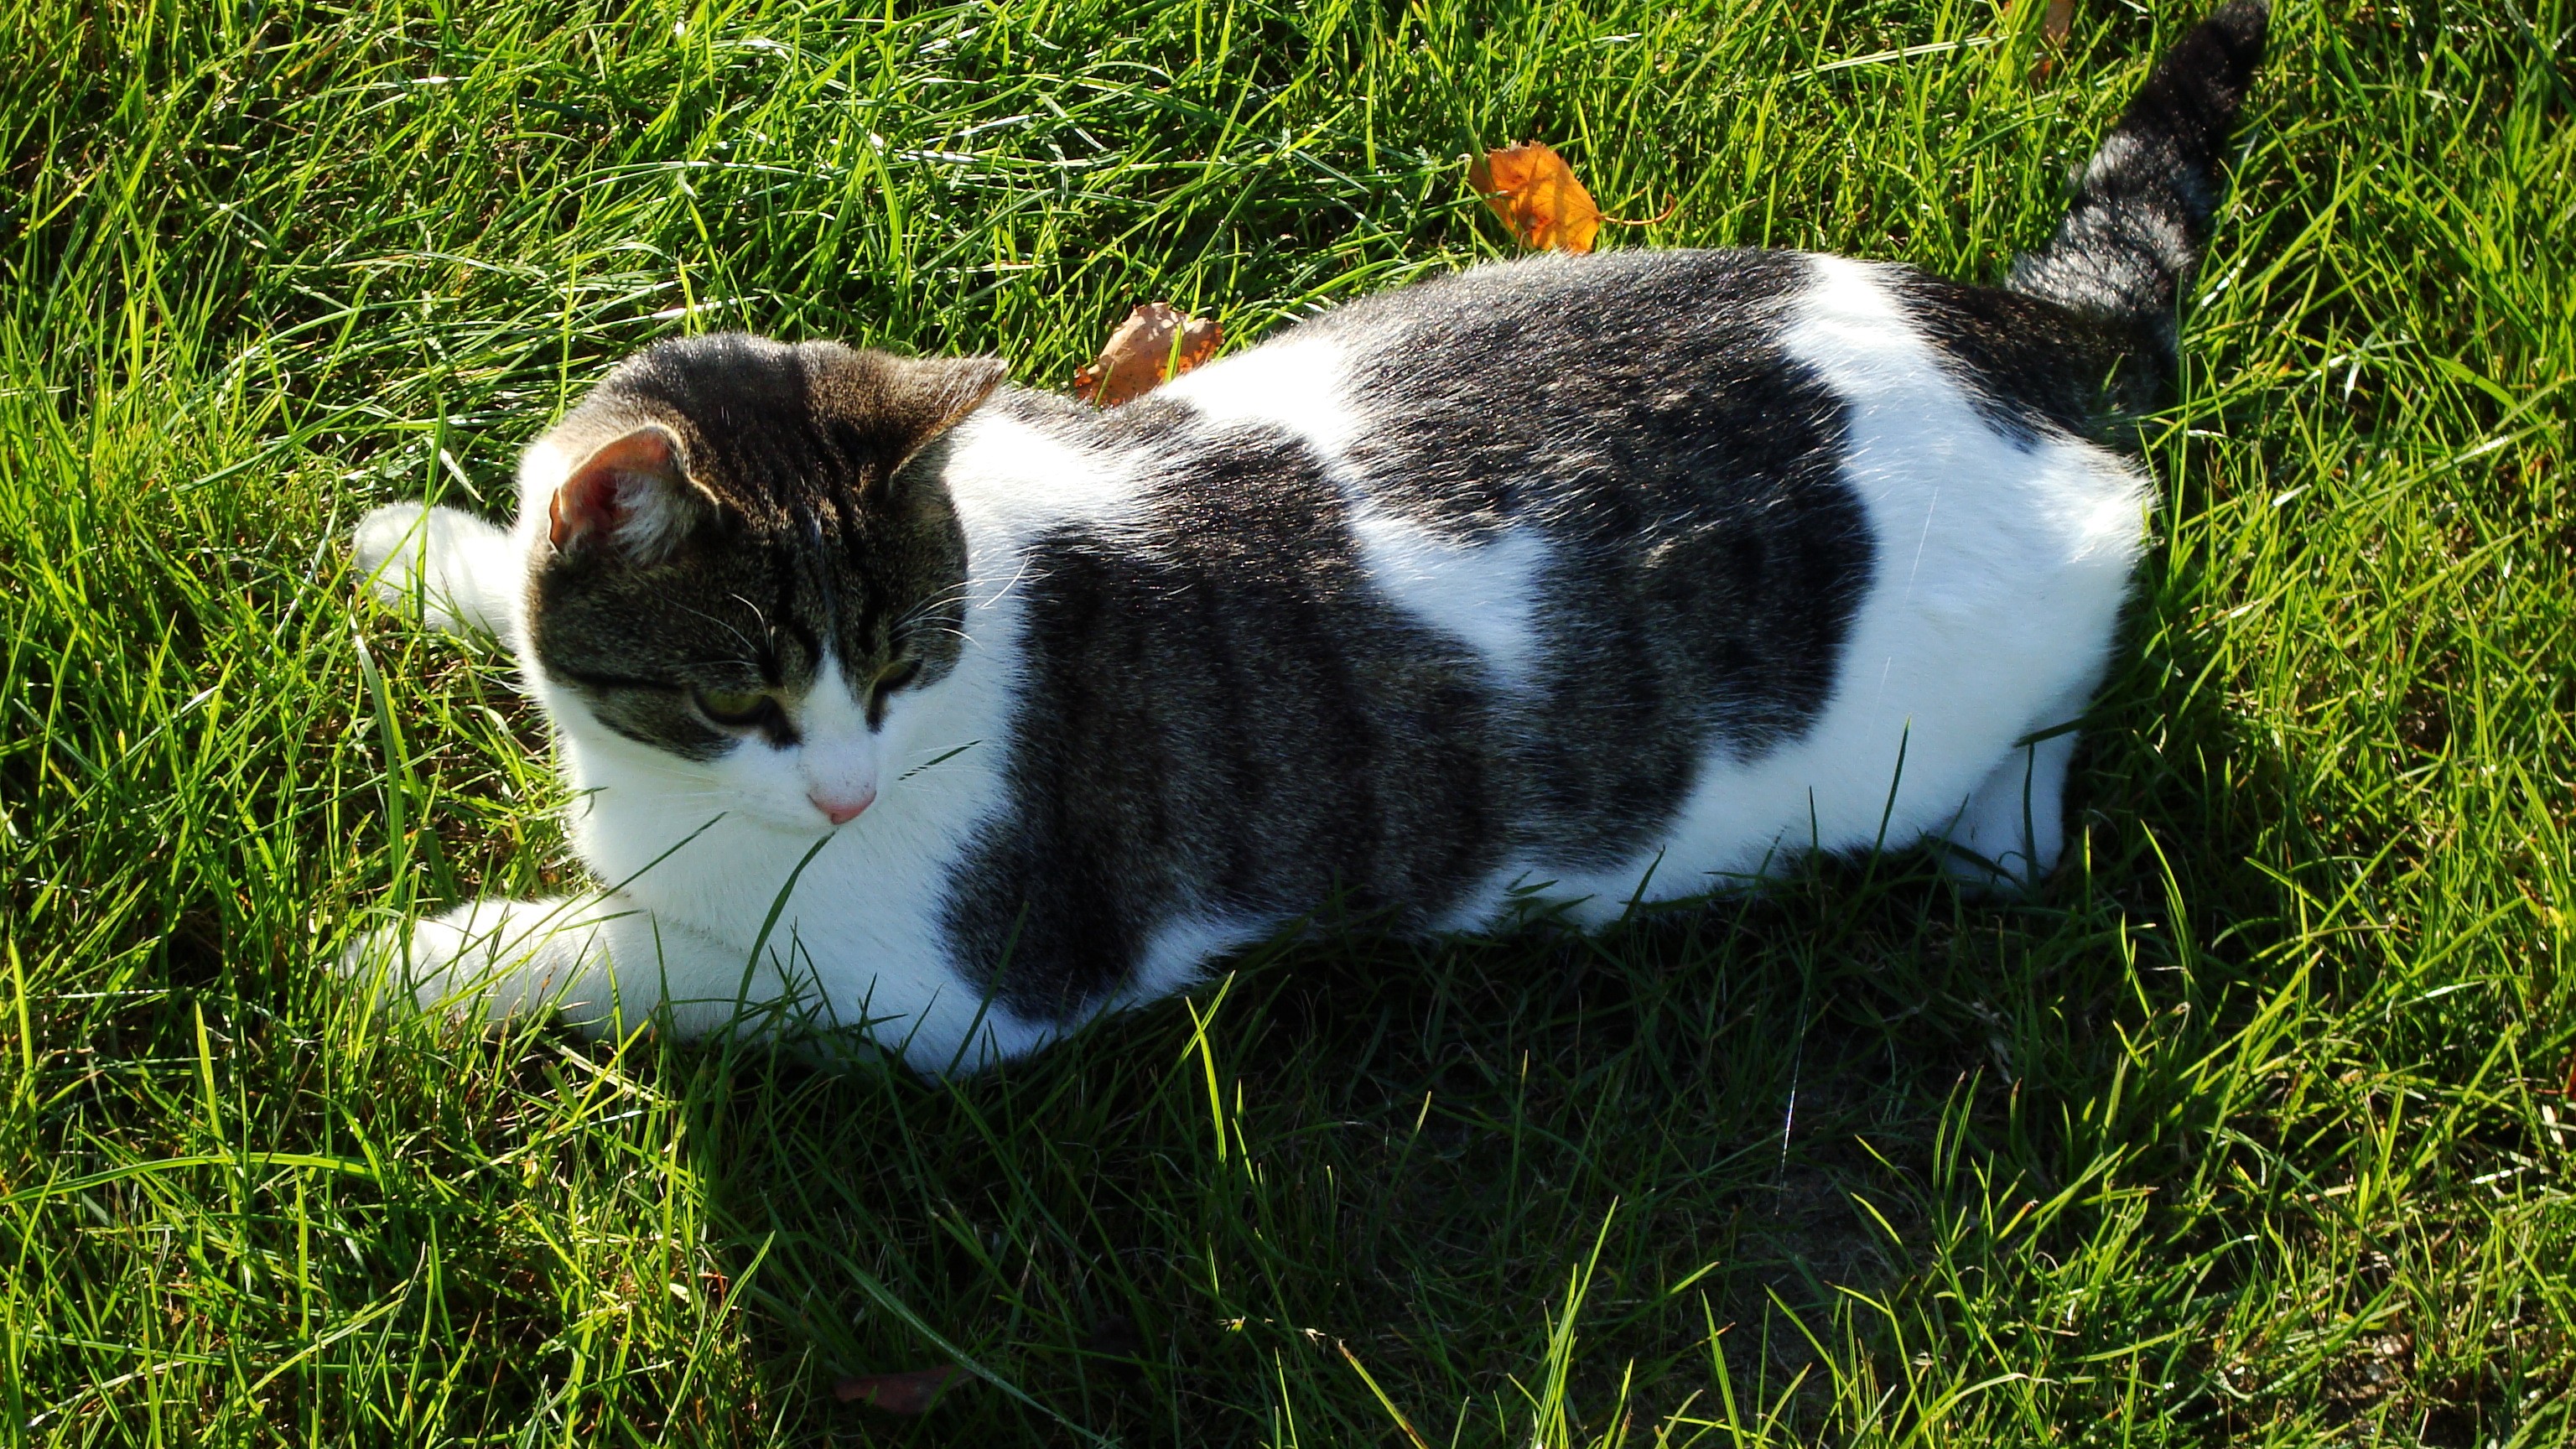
[3,0,2570,1443]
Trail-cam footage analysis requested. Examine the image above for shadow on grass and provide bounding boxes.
[660,615,2300,1446]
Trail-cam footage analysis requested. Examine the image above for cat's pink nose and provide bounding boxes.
[810,789,873,825]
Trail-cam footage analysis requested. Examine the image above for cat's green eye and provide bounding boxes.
[694,687,772,725]
[870,658,922,699]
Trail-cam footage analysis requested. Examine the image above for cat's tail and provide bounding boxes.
[2007,2,2269,380]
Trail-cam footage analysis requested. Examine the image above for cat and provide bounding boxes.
[348,5,2269,1072]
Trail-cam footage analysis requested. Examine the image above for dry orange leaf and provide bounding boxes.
[833,1363,965,1414]
[1471,142,1601,254]
[2035,0,2075,77]
[2043,0,2075,46]
[1071,302,1222,407]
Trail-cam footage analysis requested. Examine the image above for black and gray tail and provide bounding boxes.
[2009,2,2270,382]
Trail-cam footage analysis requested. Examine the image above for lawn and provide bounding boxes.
[3,0,2570,1443]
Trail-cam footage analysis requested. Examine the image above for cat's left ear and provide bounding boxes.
[845,353,1010,480]
[544,424,711,561]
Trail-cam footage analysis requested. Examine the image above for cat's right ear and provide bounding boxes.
[543,425,707,562]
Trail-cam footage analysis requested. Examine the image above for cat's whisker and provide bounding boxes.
[673,596,764,660]
[892,579,971,627]
[968,553,1045,613]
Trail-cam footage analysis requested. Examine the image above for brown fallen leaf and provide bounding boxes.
[2043,0,2075,47]
[832,1363,965,1413]
[1471,142,1601,253]
[1072,302,1222,407]
[2032,0,2075,80]
[1470,143,1677,254]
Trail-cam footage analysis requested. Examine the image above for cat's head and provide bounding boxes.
[514,333,1006,834]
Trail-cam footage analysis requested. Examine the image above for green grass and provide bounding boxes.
[3,0,2570,1442]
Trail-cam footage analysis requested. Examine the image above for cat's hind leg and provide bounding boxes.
[1938,725,2078,895]
[353,503,522,637]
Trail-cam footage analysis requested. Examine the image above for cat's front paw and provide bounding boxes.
[340,898,614,1031]
[352,502,519,637]
[352,501,428,580]
[339,911,470,1011]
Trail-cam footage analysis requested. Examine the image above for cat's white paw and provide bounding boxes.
[352,503,435,614]
[352,502,520,637]
[1936,734,2077,898]
[352,501,427,578]
[340,899,615,1031]
[339,911,468,1009]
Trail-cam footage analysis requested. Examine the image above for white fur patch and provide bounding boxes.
[1167,335,1555,692]
[1119,912,1271,1009]
[941,408,1144,553]
[796,656,877,815]
[1350,513,1549,690]
[1158,337,1364,460]
[513,438,573,520]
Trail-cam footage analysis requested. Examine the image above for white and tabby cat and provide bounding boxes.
[349,7,2268,1070]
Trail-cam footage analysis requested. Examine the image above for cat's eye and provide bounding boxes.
[694,687,775,726]
[870,658,922,700]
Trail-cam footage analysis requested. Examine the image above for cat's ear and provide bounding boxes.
[849,353,1010,480]
[545,425,708,561]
